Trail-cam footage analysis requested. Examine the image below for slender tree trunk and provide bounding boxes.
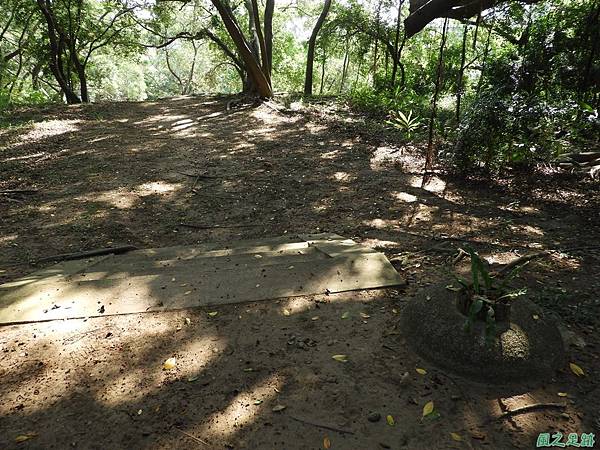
[339,35,349,94]
[264,0,274,78]
[391,0,404,85]
[304,0,332,95]
[456,24,468,124]
[372,0,381,84]
[319,53,326,94]
[422,18,449,186]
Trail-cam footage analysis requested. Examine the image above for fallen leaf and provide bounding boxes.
[15,434,37,443]
[360,312,371,319]
[187,375,199,382]
[208,311,218,317]
[450,432,463,442]
[341,311,350,319]
[311,316,320,321]
[332,354,348,362]
[137,409,143,415]
[163,357,177,370]
[391,308,398,314]
[283,309,291,316]
[532,314,539,320]
[386,415,395,426]
[253,400,263,405]
[416,368,427,375]
[272,404,286,412]
[445,285,461,292]
[557,392,568,397]
[422,401,434,417]
[185,317,191,325]
[243,368,254,372]
[323,436,331,449]
[183,290,192,295]
[569,362,585,376]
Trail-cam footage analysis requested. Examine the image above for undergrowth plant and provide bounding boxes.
[453,247,529,345]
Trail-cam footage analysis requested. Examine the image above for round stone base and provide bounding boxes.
[400,285,565,382]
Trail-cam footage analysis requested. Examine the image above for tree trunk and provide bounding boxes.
[304,0,332,95]
[210,0,272,97]
[456,24,468,124]
[422,17,448,186]
[391,0,404,85]
[36,0,81,104]
[264,0,274,78]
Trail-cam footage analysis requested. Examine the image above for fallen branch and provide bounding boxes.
[174,427,209,446]
[497,251,551,276]
[35,245,138,263]
[177,171,219,179]
[0,189,38,195]
[495,402,566,421]
[179,223,260,230]
[289,415,354,435]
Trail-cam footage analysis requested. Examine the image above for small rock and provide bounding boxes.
[367,412,381,422]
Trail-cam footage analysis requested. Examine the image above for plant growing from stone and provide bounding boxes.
[453,247,528,344]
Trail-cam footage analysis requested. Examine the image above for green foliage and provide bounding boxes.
[386,110,422,139]
[457,247,529,344]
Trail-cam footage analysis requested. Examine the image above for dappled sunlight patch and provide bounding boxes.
[370,146,401,170]
[411,204,438,222]
[509,224,545,237]
[421,176,446,193]
[136,181,182,197]
[392,191,418,203]
[363,218,399,229]
[0,233,19,244]
[18,120,81,143]
[321,149,340,159]
[361,238,401,249]
[77,189,138,209]
[331,171,355,183]
[200,373,284,438]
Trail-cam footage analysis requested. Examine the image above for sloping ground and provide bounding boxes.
[0,96,599,449]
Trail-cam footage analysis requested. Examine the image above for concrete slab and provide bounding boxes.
[0,234,405,325]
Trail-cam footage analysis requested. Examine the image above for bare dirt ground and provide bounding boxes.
[0,96,599,449]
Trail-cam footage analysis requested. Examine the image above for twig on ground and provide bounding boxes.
[495,403,566,421]
[288,415,354,435]
[0,189,38,195]
[179,223,260,230]
[174,427,209,446]
[35,245,138,263]
[177,171,220,179]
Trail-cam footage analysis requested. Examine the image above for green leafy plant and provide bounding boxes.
[454,247,529,344]
[386,110,422,139]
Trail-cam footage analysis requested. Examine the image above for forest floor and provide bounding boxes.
[0,96,599,450]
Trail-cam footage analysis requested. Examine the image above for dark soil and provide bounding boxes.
[0,96,599,449]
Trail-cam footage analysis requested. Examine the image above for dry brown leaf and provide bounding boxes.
[450,432,463,442]
[323,436,331,448]
[332,354,348,363]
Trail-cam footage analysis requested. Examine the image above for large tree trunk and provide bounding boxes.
[36,0,81,104]
[210,0,272,97]
[304,0,332,95]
